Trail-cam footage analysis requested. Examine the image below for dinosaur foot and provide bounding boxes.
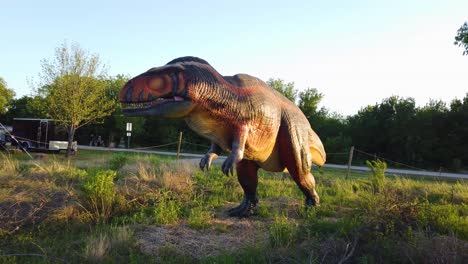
[305,196,320,207]
[228,194,258,217]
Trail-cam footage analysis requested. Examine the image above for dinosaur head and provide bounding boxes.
[120,57,210,118]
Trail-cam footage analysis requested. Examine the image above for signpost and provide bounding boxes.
[126,123,132,149]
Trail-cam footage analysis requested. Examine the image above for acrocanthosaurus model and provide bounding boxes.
[119,56,326,217]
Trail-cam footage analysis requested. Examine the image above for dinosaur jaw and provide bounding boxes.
[121,96,195,118]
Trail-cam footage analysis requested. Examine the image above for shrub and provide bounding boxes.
[153,191,182,225]
[109,153,129,170]
[366,159,387,193]
[83,170,117,223]
[417,203,468,240]
[358,186,421,237]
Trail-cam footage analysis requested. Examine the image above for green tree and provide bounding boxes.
[2,95,48,124]
[0,77,15,115]
[38,41,116,157]
[298,87,351,161]
[298,87,324,120]
[266,78,298,103]
[83,74,145,147]
[347,96,418,164]
[454,22,468,55]
[446,94,468,170]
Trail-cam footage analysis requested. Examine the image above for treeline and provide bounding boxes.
[268,79,468,172]
[1,75,467,172]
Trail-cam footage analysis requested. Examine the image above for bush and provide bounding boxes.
[153,191,182,225]
[417,203,468,240]
[366,159,387,193]
[83,170,117,223]
[358,186,422,237]
[109,153,129,170]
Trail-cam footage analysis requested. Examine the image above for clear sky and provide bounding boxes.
[1,0,467,116]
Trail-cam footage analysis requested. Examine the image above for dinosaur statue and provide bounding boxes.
[119,56,326,217]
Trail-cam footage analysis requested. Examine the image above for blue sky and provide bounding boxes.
[1,0,467,116]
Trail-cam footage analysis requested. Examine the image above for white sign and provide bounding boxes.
[126,132,131,137]
[126,122,132,131]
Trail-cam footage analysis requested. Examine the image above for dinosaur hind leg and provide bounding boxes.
[279,125,320,206]
[228,159,259,217]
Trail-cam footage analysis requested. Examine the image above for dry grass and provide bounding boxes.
[84,233,112,262]
[127,160,195,194]
[135,215,268,260]
[158,160,195,193]
[111,225,134,247]
[0,153,20,177]
[0,156,84,234]
[83,226,134,262]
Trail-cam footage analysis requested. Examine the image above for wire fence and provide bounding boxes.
[1,127,465,177]
[353,148,427,172]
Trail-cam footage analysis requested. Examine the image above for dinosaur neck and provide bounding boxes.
[186,65,243,118]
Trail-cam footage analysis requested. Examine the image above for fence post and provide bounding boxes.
[346,146,355,179]
[177,132,183,160]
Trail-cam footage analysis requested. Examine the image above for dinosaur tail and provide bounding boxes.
[309,129,326,167]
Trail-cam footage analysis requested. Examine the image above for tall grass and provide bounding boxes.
[83,225,134,262]
[269,215,298,247]
[0,153,19,176]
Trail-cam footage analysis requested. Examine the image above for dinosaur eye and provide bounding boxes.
[149,77,164,91]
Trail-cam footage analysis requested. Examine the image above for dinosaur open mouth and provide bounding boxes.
[122,96,185,110]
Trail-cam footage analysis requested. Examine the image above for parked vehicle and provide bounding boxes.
[11,118,77,152]
[0,126,8,150]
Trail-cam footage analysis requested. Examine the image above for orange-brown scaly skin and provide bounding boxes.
[120,56,326,217]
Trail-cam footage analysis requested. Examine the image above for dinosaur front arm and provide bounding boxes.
[199,142,222,171]
[222,125,249,176]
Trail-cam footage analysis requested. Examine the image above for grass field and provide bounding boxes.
[0,150,467,263]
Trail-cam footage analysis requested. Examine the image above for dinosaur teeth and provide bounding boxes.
[124,96,185,109]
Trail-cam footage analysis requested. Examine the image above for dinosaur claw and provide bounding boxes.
[222,155,237,176]
[200,154,214,171]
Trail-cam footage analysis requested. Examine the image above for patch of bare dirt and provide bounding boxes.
[135,215,268,259]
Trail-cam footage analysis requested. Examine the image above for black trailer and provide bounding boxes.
[11,118,77,152]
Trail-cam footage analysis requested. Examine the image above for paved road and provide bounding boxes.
[78,145,468,179]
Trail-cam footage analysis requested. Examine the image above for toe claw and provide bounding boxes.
[227,194,258,217]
